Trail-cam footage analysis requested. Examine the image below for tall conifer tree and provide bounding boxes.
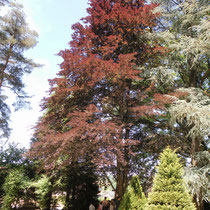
[0,1,39,139]
[151,1,210,208]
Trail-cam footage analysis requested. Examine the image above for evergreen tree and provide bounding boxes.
[0,143,26,196]
[151,1,210,208]
[2,168,30,209]
[0,1,40,139]
[32,175,53,210]
[184,151,210,209]
[56,161,99,210]
[145,147,195,210]
[119,175,146,210]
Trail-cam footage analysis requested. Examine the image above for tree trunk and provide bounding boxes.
[115,160,128,199]
[115,82,130,199]
[0,44,13,91]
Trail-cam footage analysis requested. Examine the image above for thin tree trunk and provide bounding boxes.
[0,44,13,90]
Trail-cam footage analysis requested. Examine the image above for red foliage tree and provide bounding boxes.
[29,0,164,197]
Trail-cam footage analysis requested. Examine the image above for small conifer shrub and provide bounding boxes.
[119,175,146,210]
[145,147,196,210]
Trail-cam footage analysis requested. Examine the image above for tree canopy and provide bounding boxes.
[6,0,208,209]
[29,0,166,198]
[0,1,40,140]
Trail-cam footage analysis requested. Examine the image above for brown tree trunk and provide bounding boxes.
[115,83,130,199]
[0,44,13,91]
[189,68,198,88]
[191,137,200,167]
[115,160,128,199]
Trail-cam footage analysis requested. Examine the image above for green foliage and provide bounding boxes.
[31,175,52,210]
[184,151,210,204]
[0,143,27,196]
[169,88,210,142]
[0,1,40,139]
[2,168,30,209]
[55,161,99,210]
[119,176,146,210]
[150,1,210,207]
[152,0,209,89]
[0,143,38,209]
[145,147,196,210]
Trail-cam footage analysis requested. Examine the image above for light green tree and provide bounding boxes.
[119,175,146,210]
[150,1,209,208]
[184,151,210,209]
[145,147,195,210]
[31,175,53,210]
[151,0,209,89]
[2,168,30,209]
[0,1,40,139]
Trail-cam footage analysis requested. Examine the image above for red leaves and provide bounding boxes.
[28,0,165,171]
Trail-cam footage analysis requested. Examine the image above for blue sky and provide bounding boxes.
[9,0,89,148]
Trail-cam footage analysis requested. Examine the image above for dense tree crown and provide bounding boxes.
[29,0,166,198]
[30,0,163,164]
[151,1,210,208]
[26,0,209,207]
[145,147,196,210]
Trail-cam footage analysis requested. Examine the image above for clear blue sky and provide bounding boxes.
[9,0,89,148]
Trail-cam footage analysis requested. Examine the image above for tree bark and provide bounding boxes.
[115,159,128,199]
[0,44,13,91]
[115,84,130,199]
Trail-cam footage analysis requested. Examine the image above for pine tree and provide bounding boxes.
[0,1,40,139]
[145,147,195,210]
[119,175,146,210]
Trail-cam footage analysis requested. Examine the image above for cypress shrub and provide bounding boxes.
[119,175,146,210]
[145,147,196,210]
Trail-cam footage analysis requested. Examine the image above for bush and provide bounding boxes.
[119,175,146,210]
[145,147,196,210]
[2,169,30,209]
[31,175,52,210]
